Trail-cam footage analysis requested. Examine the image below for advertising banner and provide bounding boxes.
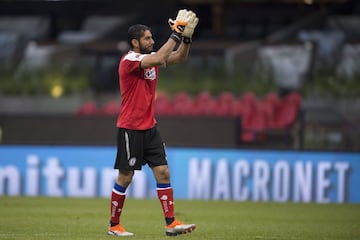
[1,145,359,203]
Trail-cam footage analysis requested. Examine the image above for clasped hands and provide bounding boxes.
[168,9,199,39]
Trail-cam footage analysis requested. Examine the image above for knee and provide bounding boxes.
[117,170,134,187]
[154,165,170,183]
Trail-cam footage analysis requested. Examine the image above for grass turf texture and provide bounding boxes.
[0,197,359,240]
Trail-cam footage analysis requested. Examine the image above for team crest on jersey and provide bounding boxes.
[144,67,156,80]
[128,157,137,167]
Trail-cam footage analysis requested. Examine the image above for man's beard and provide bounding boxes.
[139,44,153,54]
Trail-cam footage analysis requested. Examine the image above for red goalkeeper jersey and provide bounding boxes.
[116,51,159,130]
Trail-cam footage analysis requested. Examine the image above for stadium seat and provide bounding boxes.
[215,91,237,116]
[74,100,99,116]
[256,100,275,126]
[193,91,217,116]
[230,100,253,117]
[173,91,191,103]
[269,92,301,129]
[173,98,194,116]
[170,91,194,116]
[240,91,257,104]
[102,100,121,116]
[213,102,231,116]
[263,92,281,109]
[218,91,236,104]
[240,107,267,143]
[196,91,213,102]
[155,92,175,116]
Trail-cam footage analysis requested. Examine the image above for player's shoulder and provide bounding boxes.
[123,51,147,62]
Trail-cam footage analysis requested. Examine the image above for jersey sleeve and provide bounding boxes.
[122,52,146,72]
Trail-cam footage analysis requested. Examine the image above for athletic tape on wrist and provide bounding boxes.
[170,31,182,43]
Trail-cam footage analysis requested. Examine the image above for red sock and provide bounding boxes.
[157,186,175,219]
[110,189,126,225]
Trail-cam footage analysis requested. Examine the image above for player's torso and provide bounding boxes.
[117,52,159,130]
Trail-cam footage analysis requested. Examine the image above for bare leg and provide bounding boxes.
[152,165,170,184]
[116,170,134,187]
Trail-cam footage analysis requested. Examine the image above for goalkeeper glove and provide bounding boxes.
[168,9,189,34]
[168,9,189,42]
[182,11,199,39]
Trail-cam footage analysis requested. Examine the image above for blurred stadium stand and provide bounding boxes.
[0,0,359,151]
[72,90,304,149]
[57,15,130,44]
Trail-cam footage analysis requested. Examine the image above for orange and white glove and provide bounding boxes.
[182,11,199,39]
[168,9,189,34]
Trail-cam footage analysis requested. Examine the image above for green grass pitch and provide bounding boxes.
[0,197,359,240]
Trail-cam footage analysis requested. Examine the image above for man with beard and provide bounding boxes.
[107,10,199,237]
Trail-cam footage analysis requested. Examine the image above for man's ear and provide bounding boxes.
[131,39,139,48]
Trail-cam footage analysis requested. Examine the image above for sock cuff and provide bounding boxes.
[113,183,126,193]
[156,183,171,189]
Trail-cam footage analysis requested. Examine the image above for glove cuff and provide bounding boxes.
[183,37,192,44]
[170,31,182,43]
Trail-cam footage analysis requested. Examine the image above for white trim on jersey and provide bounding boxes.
[123,51,146,62]
[123,51,166,67]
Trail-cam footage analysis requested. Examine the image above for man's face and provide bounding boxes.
[138,30,155,54]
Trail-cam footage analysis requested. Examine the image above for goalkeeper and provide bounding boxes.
[107,9,199,237]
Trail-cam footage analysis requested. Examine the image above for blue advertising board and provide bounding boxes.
[0,145,359,203]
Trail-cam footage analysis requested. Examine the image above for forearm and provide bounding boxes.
[155,37,179,63]
[167,41,191,65]
[140,33,181,68]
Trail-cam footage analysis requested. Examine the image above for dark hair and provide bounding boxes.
[127,24,151,47]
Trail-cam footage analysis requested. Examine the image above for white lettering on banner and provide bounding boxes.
[43,157,65,197]
[233,160,250,201]
[335,162,350,203]
[253,160,270,201]
[188,158,211,199]
[127,171,147,199]
[317,161,332,203]
[68,167,96,197]
[100,168,118,197]
[188,158,351,203]
[0,154,352,203]
[0,165,20,195]
[273,160,290,202]
[0,155,150,198]
[26,155,40,196]
[294,161,312,203]
[213,159,231,200]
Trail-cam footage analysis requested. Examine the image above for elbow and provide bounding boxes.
[177,55,188,64]
[155,54,169,66]
[156,59,167,66]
